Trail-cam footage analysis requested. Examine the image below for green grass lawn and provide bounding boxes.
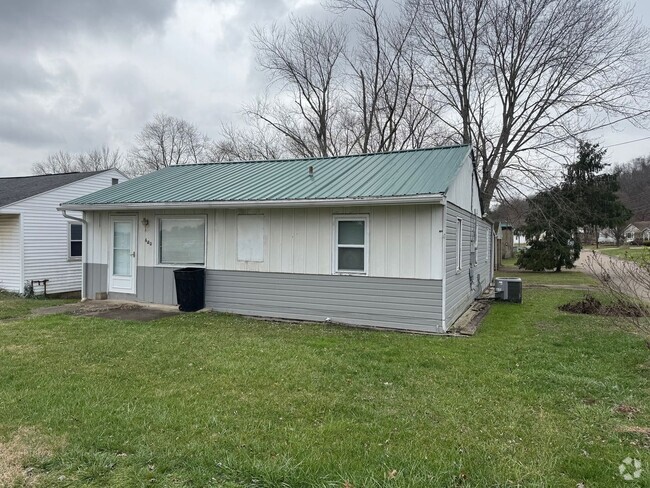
[0,291,73,320]
[0,290,648,487]
[598,247,649,264]
[498,258,596,286]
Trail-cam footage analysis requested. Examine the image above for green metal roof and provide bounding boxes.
[63,145,470,208]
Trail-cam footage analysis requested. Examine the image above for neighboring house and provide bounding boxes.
[60,145,493,333]
[0,170,126,295]
[624,221,650,242]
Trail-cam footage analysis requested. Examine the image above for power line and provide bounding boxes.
[605,135,650,148]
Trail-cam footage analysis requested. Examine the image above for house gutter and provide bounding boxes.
[60,210,88,301]
[57,194,446,212]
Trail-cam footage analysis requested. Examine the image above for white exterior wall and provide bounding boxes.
[0,170,124,294]
[445,155,482,215]
[0,215,22,292]
[86,204,445,280]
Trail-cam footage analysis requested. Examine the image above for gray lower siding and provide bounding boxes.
[85,264,443,333]
[445,204,493,327]
[85,264,177,305]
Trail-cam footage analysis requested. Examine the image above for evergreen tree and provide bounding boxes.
[516,141,631,272]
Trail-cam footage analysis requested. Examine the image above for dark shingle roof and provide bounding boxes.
[632,221,650,231]
[0,171,106,208]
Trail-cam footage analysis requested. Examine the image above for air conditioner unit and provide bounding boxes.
[495,277,522,303]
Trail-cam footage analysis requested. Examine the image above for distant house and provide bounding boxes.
[623,221,650,243]
[0,170,126,295]
[60,145,494,333]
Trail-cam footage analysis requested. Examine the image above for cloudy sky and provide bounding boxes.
[1,0,649,176]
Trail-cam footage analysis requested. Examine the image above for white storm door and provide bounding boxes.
[109,216,137,294]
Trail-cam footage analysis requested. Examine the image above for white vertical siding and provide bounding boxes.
[86,204,443,280]
[0,215,22,292]
[216,205,436,279]
[445,155,482,215]
[1,169,124,294]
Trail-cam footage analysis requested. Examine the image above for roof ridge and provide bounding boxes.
[169,143,470,168]
[0,170,106,180]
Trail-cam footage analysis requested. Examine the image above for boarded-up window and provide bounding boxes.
[237,215,264,262]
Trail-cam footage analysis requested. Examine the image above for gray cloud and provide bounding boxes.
[0,0,647,177]
[0,0,177,47]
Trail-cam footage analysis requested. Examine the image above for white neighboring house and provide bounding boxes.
[623,221,650,243]
[0,170,126,295]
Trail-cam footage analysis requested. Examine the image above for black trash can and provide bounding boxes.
[173,267,205,312]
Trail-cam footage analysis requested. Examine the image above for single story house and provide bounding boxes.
[0,169,126,295]
[60,145,493,333]
[624,221,650,242]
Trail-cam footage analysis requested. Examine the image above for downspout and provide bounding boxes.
[441,201,447,332]
[61,210,88,301]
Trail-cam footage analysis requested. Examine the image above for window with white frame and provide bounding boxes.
[456,218,463,270]
[485,228,490,262]
[69,223,82,259]
[158,216,206,266]
[334,215,368,274]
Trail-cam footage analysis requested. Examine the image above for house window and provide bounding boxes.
[111,178,119,185]
[69,223,82,259]
[158,216,206,266]
[456,218,463,270]
[485,229,490,262]
[334,215,368,274]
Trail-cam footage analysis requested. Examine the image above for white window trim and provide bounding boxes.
[68,222,83,261]
[155,214,208,268]
[485,228,490,262]
[456,218,463,271]
[332,214,369,275]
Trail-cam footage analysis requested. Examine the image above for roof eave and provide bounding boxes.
[58,193,446,211]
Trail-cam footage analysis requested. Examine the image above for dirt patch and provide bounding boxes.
[0,427,61,486]
[614,404,642,417]
[559,295,647,317]
[33,302,180,322]
[87,307,178,321]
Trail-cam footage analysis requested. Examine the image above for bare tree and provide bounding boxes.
[617,156,650,221]
[32,151,76,175]
[245,3,444,158]
[585,251,650,340]
[210,119,287,162]
[129,113,210,174]
[250,18,348,158]
[32,147,123,175]
[411,0,650,208]
[328,0,434,152]
[76,146,123,172]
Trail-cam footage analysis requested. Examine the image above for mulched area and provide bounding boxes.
[559,295,647,317]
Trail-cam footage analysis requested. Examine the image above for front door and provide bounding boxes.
[109,216,137,294]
